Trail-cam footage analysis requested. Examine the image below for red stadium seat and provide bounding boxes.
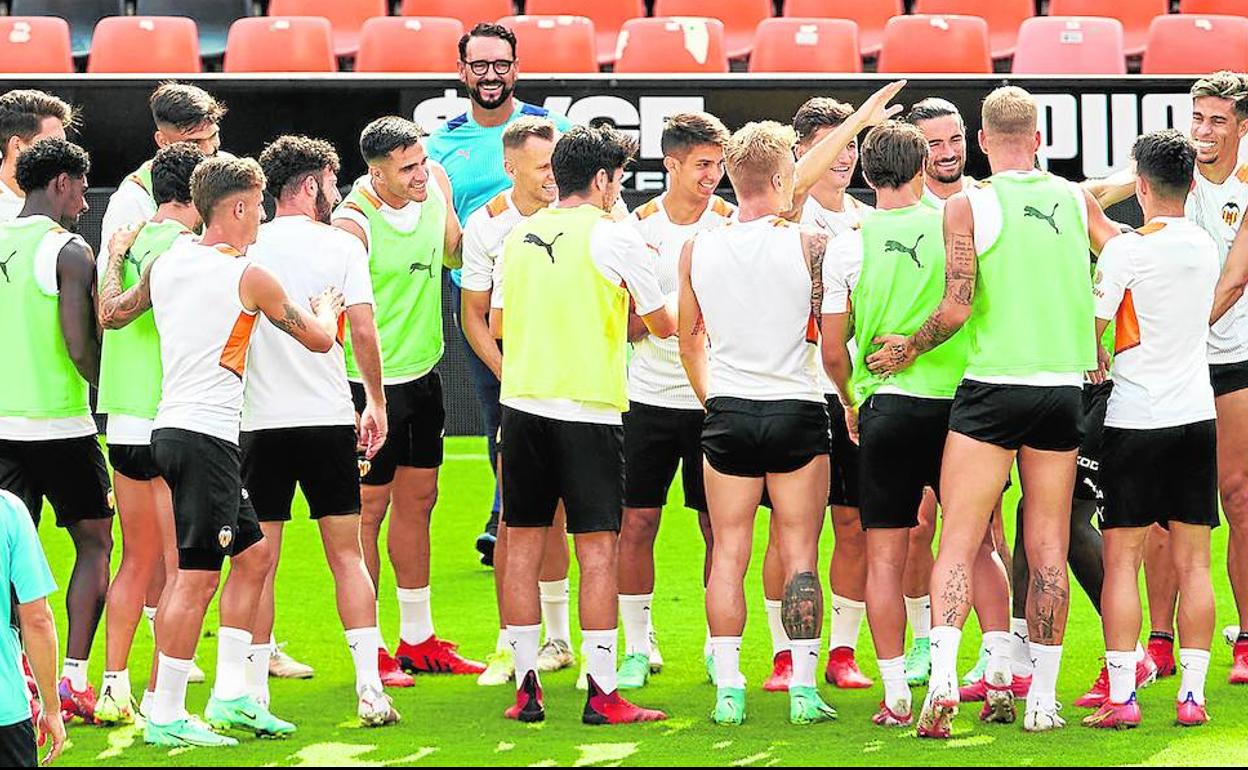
[399,0,514,33]
[499,16,598,73]
[653,0,772,59]
[355,16,463,72]
[1142,14,1248,74]
[1011,16,1127,74]
[1047,0,1169,57]
[525,0,644,65]
[912,0,1033,59]
[748,18,861,73]
[136,0,251,60]
[224,16,336,72]
[87,16,201,73]
[0,16,72,73]
[1180,0,1248,14]
[877,15,992,73]
[267,0,387,58]
[10,0,120,58]
[782,0,902,58]
[614,17,729,72]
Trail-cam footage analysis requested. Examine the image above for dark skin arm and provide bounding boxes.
[57,239,101,386]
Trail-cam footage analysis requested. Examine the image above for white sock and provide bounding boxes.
[905,595,931,640]
[878,655,910,709]
[140,689,155,717]
[151,654,192,725]
[619,594,652,657]
[582,629,618,694]
[983,631,1013,684]
[245,642,271,707]
[396,586,434,645]
[1179,648,1211,705]
[345,626,384,696]
[1135,641,1146,663]
[711,636,745,689]
[539,579,571,645]
[143,605,158,637]
[62,658,88,691]
[929,625,962,691]
[1028,642,1063,711]
[829,594,865,651]
[764,598,790,656]
[1010,617,1033,677]
[212,627,252,701]
[1106,649,1137,704]
[102,669,131,701]
[495,627,509,653]
[790,638,820,689]
[508,624,541,689]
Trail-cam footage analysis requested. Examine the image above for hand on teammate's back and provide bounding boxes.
[865,333,917,376]
[310,286,346,335]
[107,223,143,261]
[38,708,65,765]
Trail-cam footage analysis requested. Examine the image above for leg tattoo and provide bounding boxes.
[939,562,970,626]
[1028,565,1068,644]
[782,571,822,640]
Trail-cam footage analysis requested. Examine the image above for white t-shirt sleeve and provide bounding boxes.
[35,231,86,296]
[460,212,495,292]
[820,229,863,315]
[332,207,371,249]
[1093,236,1132,321]
[99,180,154,254]
[490,251,504,309]
[341,238,374,307]
[590,221,665,316]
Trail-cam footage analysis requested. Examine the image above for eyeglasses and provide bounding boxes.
[464,59,515,76]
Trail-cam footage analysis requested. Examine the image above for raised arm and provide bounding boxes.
[56,239,101,386]
[240,263,341,353]
[97,224,151,330]
[1083,187,1123,256]
[676,240,708,405]
[1082,166,1137,210]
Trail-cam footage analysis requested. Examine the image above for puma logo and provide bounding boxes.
[1024,203,1061,234]
[0,250,15,283]
[124,250,146,274]
[1013,632,1028,642]
[409,256,434,278]
[348,642,359,651]
[1107,662,1126,670]
[808,650,819,658]
[884,234,924,268]
[595,644,614,653]
[524,232,563,262]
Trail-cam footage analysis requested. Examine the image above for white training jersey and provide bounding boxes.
[151,240,256,444]
[691,216,822,403]
[461,189,526,303]
[334,176,426,250]
[0,180,23,225]
[626,194,735,410]
[241,216,372,432]
[1186,163,1248,364]
[1094,217,1219,429]
[99,177,157,258]
[801,193,872,393]
[922,175,976,211]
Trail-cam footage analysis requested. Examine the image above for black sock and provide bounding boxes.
[1149,631,1174,643]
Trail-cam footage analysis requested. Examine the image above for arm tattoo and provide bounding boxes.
[269,300,308,337]
[939,562,970,626]
[1026,565,1069,644]
[909,233,976,355]
[781,570,822,640]
[98,249,153,329]
[804,231,829,332]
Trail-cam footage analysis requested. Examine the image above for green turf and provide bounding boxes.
[36,436,1248,766]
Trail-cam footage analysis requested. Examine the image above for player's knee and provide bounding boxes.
[1222,472,1248,517]
[620,509,660,544]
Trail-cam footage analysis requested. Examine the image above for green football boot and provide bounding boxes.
[789,685,838,725]
[617,652,651,689]
[905,638,932,686]
[204,693,296,738]
[145,715,238,747]
[712,686,746,725]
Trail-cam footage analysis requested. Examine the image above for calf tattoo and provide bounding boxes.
[782,571,822,640]
[1028,565,1068,644]
[939,562,970,626]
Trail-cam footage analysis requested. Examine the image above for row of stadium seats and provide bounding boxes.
[1,11,1244,75]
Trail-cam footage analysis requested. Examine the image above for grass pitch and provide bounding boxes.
[36,436,1248,766]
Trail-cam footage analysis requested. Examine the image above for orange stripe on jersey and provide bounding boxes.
[129,174,149,193]
[711,196,735,218]
[219,311,258,379]
[635,199,660,220]
[357,185,383,210]
[771,216,791,228]
[486,193,509,218]
[213,244,243,257]
[1237,164,1248,184]
[341,201,365,216]
[1135,221,1167,236]
[336,313,346,347]
[805,313,819,344]
[1114,288,1141,355]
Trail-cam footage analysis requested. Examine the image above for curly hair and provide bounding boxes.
[259,135,340,199]
[14,137,89,194]
[151,142,205,206]
[551,124,637,197]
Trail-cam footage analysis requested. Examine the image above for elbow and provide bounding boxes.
[947,303,972,329]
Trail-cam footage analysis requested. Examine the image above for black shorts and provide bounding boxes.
[152,427,264,571]
[0,436,112,527]
[949,380,1083,451]
[622,401,706,512]
[241,425,361,522]
[702,397,829,478]
[108,443,161,482]
[350,371,445,485]
[0,718,34,768]
[1074,381,1112,502]
[827,396,860,508]
[501,406,622,534]
[1100,420,1219,530]
[858,394,951,529]
[1210,360,1248,398]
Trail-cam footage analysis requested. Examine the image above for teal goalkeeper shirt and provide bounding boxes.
[425,100,573,286]
[1,490,55,727]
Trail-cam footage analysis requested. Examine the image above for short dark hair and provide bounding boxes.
[190,156,265,224]
[551,124,637,198]
[359,116,424,164]
[793,97,854,146]
[0,89,74,151]
[660,112,730,159]
[907,97,962,126]
[860,121,928,190]
[15,138,88,194]
[458,22,517,61]
[150,82,226,132]
[1132,129,1197,200]
[150,142,204,206]
[260,135,340,199]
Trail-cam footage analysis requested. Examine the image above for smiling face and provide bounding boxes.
[458,35,517,111]
[507,135,557,206]
[666,143,725,203]
[1191,95,1248,168]
[372,141,429,204]
[798,125,857,192]
[914,113,967,185]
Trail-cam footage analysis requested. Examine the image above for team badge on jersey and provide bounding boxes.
[218,525,234,549]
[1223,201,1241,228]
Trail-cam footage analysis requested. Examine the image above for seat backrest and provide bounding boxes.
[1011,16,1127,74]
[356,16,463,72]
[1142,14,1248,74]
[912,0,1033,58]
[782,0,903,56]
[398,0,515,32]
[748,18,861,73]
[653,0,771,58]
[525,0,643,63]
[877,15,992,73]
[1047,0,1169,55]
[224,16,336,72]
[614,17,729,72]
[0,16,73,73]
[9,0,122,56]
[87,15,202,73]
[499,16,598,73]
[135,0,251,58]
[1180,0,1248,13]
[268,0,386,56]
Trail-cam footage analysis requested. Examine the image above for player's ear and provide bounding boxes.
[1031,130,1041,154]
[977,128,988,155]
[662,155,678,176]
